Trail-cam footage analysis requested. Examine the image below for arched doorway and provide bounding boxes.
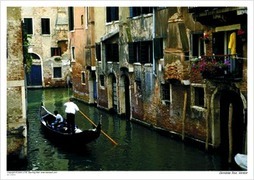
[108,73,117,113]
[219,90,245,163]
[119,74,130,119]
[26,53,42,87]
[88,70,97,104]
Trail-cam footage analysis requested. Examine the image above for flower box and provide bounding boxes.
[191,57,230,79]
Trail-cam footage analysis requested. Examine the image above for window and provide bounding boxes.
[29,53,40,60]
[85,7,89,29]
[51,47,61,56]
[161,82,171,105]
[95,43,101,61]
[194,87,204,107]
[106,7,119,23]
[154,38,163,60]
[24,18,33,34]
[192,33,204,58]
[68,7,74,31]
[81,71,86,84]
[139,40,152,64]
[53,67,62,78]
[129,7,153,17]
[100,75,105,87]
[71,47,75,60]
[105,43,119,62]
[81,15,84,25]
[128,41,153,64]
[135,80,142,95]
[212,31,243,56]
[41,18,50,34]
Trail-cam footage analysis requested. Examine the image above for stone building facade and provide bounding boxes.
[7,7,27,169]
[21,7,70,88]
[70,7,248,163]
[69,7,96,102]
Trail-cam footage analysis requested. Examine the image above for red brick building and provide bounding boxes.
[70,7,248,163]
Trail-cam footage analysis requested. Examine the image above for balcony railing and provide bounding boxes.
[191,54,243,81]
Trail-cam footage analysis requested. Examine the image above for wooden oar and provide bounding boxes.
[79,110,118,146]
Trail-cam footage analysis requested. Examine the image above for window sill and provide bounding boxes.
[41,34,50,37]
[162,100,171,105]
[191,105,206,111]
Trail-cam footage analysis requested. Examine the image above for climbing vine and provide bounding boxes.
[22,22,32,73]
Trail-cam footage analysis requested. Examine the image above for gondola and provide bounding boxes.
[39,104,101,146]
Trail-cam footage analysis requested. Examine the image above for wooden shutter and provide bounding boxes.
[154,38,163,60]
[24,18,33,34]
[128,42,135,63]
[95,43,101,61]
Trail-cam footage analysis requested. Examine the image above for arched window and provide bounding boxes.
[29,53,40,60]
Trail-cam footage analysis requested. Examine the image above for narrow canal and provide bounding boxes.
[27,88,228,171]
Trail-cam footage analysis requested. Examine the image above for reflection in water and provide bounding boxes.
[27,88,231,171]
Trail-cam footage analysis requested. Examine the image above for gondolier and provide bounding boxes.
[64,98,79,134]
[39,104,101,147]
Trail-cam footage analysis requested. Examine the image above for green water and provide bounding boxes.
[25,88,231,171]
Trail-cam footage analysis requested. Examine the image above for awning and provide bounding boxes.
[100,29,119,42]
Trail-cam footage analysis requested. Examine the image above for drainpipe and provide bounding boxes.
[152,7,156,76]
[182,88,187,140]
[228,103,233,163]
[205,94,211,150]
[181,80,190,140]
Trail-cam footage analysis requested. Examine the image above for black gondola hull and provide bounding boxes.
[39,105,101,146]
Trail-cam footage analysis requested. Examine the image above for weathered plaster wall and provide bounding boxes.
[21,7,69,87]
[7,7,27,168]
[70,7,86,100]
[71,7,248,150]
[43,58,70,87]
[123,7,209,142]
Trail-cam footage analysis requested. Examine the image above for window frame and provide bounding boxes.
[53,67,62,79]
[51,47,61,57]
[105,43,119,62]
[154,38,164,60]
[191,83,206,109]
[191,32,204,58]
[23,18,33,35]
[95,43,101,61]
[81,71,86,85]
[106,7,119,23]
[161,82,172,105]
[71,46,75,61]
[41,18,50,35]
[194,86,205,107]
[128,40,153,64]
[129,7,153,18]
[68,7,74,31]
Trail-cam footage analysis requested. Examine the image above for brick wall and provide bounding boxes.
[7,7,27,169]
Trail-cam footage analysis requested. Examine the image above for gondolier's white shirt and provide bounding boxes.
[64,102,79,114]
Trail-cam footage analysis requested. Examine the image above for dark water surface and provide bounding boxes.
[27,88,227,171]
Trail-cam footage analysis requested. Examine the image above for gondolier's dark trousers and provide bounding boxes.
[66,113,75,134]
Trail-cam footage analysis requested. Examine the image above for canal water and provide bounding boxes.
[26,88,230,172]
